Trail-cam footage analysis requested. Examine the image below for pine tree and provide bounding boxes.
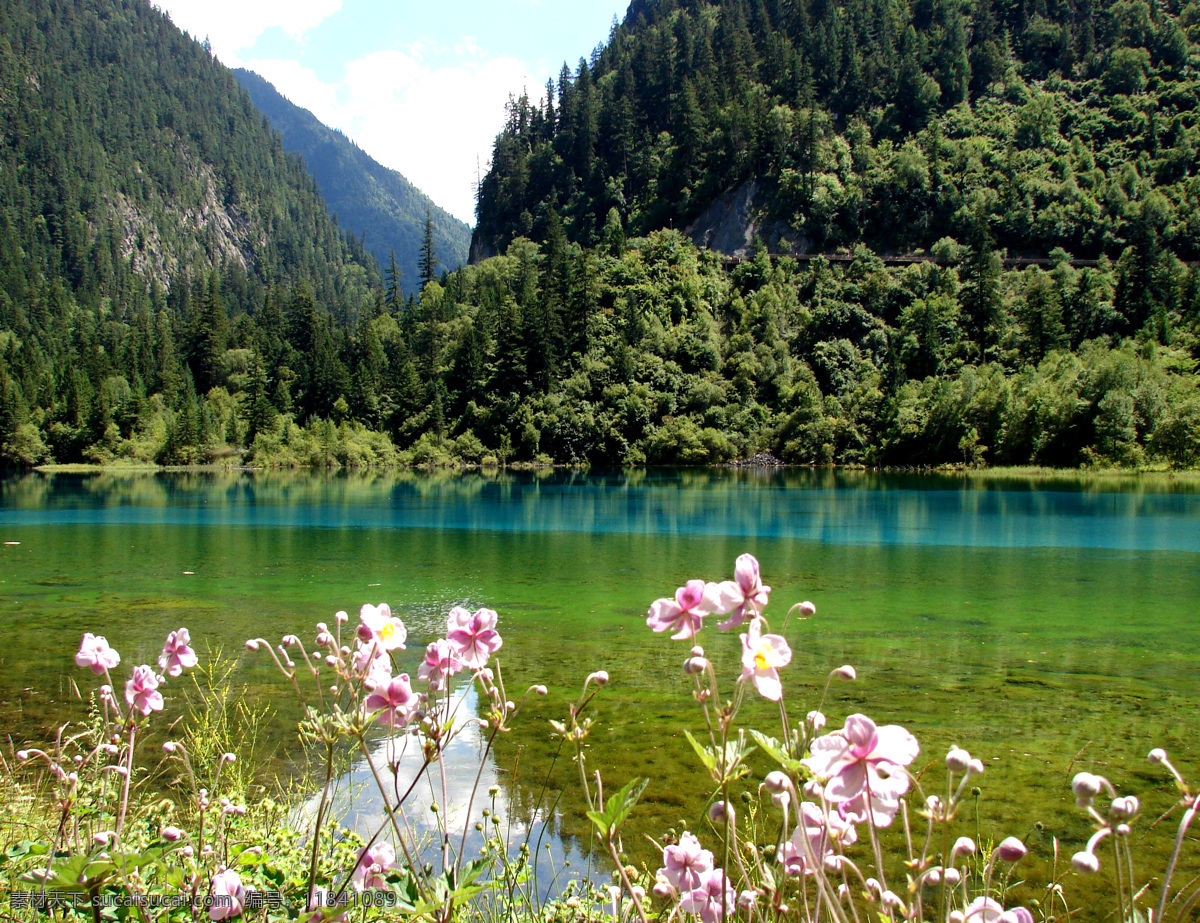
[419,212,438,291]
[385,249,403,312]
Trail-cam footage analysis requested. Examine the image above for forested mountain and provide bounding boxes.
[2,0,1199,470]
[0,0,388,466]
[234,68,470,297]
[474,0,1200,265]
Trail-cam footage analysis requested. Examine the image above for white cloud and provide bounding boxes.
[152,0,342,62]
[242,58,343,127]
[246,47,537,225]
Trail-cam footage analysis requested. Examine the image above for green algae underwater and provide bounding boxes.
[2,467,1199,916]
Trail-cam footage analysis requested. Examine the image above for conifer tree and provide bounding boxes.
[419,212,438,291]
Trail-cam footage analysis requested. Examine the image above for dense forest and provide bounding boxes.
[234,68,471,297]
[1,0,1199,470]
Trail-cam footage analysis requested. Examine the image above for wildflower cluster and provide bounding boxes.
[1068,750,1199,923]
[630,555,1039,923]
[13,627,263,922]
[245,599,547,921]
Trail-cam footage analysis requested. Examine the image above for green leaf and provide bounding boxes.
[683,730,717,774]
[749,730,802,773]
[586,776,648,840]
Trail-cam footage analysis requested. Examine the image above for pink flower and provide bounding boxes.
[708,554,772,630]
[646,580,721,640]
[680,869,736,923]
[738,618,791,701]
[835,783,906,828]
[363,674,419,728]
[446,606,472,632]
[418,638,463,691]
[802,714,918,808]
[963,897,1034,923]
[351,842,395,891]
[125,665,164,716]
[209,869,245,921]
[780,802,858,876]
[658,832,714,893]
[446,608,502,669]
[76,633,120,675]
[353,638,392,689]
[358,604,406,651]
[158,628,198,677]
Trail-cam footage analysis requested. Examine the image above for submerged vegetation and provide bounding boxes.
[3,556,1198,922]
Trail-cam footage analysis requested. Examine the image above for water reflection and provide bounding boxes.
[295,687,591,899]
[4,468,1200,551]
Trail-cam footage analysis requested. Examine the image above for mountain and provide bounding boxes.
[473,0,1200,267]
[234,68,471,297]
[0,0,382,465]
[3,0,1199,472]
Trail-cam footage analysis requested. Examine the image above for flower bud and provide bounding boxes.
[946,747,972,773]
[652,881,674,899]
[798,601,816,617]
[771,791,790,810]
[882,891,907,913]
[803,780,824,798]
[833,664,856,680]
[807,710,826,731]
[1072,772,1102,799]
[996,837,1027,862]
[1072,851,1100,874]
[737,890,757,909]
[952,837,976,858]
[335,610,348,623]
[16,750,29,761]
[950,913,965,923]
[163,741,181,753]
[631,885,646,903]
[586,670,609,687]
[181,845,194,858]
[1148,748,1168,764]
[925,795,944,815]
[244,639,260,651]
[709,801,732,824]
[683,655,708,675]
[864,878,882,898]
[1110,796,1139,819]
[531,684,548,695]
[221,752,236,764]
[763,771,791,795]
[943,868,962,886]
[93,831,115,845]
[1116,823,1131,836]
[161,826,183,841]
[924,868,942,886]
[968,758,985,775]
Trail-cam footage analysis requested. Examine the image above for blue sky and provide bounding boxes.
[153,0,630,224]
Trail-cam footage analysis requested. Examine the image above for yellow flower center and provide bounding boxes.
[754,646,770,670]
[380,621,396,642]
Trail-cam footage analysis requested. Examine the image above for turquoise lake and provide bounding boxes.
[1,468,1198,909]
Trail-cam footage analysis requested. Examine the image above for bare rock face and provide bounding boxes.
[684,180,809,257]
